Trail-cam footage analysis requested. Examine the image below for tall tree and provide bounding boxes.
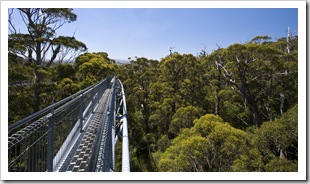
[8,8,87,112]
[213,43,285,127]
[117,57,160,171]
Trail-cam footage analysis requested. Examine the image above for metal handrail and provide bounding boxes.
[8,76,129,172]
[8,78,110,133]
[8,76,113,172]
[117,79,130,172]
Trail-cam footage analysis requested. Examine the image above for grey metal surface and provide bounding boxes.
[60,88,111,172]
[96,81,115,172]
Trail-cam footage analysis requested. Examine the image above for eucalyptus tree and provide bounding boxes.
[8,8,87,112]
[116,57,160,171]
[213,41,289,127]
[74,52,117,88]
[159,114,247,172]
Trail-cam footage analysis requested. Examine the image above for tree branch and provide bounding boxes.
[233,113,248,126]
[215,60,238,87]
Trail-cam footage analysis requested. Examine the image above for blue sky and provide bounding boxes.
[10,8,298,61]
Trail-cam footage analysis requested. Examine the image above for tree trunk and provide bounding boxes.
[28,49,33,63]
[280,93,285,115]
[279,148,286,159]
[33,66,42,113]
[214,93,219,115]
[214,71,221,115]
[33,42,42,113]
[239,82,263,127]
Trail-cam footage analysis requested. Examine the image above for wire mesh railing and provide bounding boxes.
[8,76,113,172]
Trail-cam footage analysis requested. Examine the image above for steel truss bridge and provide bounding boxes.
[8,76,130,172]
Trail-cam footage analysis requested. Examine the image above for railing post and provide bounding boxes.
[79,94,84,132]
[47,108,54,172]
[92,86,96,113]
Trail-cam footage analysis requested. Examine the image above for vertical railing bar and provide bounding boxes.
[34,128,37,171]
[47,107,54,172]
[37,129,40,171]
[30,129,35,171]
[79,94,84,133]
[27,133,31,171]
[92,86,96,113]
[14,143,17,171]
[25,140,27,171]
[41,127,44,171]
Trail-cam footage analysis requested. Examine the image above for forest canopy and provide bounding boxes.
[8,8,298,172]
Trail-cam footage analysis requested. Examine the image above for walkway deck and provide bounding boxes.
[58,89,111,172]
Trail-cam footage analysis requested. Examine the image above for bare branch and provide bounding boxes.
[215,61,231,78]
[8,9,18,34]
[233,113,248,126]
[235,56,240,64]
[57,45,83,63]
[215,56,239,88]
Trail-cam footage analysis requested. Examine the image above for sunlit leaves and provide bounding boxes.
[75,52,117,82]
[169,105,203,137]
[265,158,297,172]
[52,36,87,51]
[251,35,271,44]
[233,105,298,172]
[159,114,247,172]
[57,78,79,99]
[159,135,208,172]
[254,105,298,160]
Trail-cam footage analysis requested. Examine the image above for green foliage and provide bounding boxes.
[169,106,203,137]
[8,8,87,115]
[57,78,79,99]
[75,52,117,82]
[265,158,297,172]
[156,135,171,152]
[8,51,118,124]
[254,105,298,160]
[52,36,87,51]
[232,147,264,172]
[8,31,298,172]
[233,105,298,172]
[251,35,271,44]
[51,63,76,81]
[116,36,298,172]
[159,135,208,172]
[159,114,247,172]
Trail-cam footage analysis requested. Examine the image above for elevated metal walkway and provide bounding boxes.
[58,88,111,172]
[8,76,129,172]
